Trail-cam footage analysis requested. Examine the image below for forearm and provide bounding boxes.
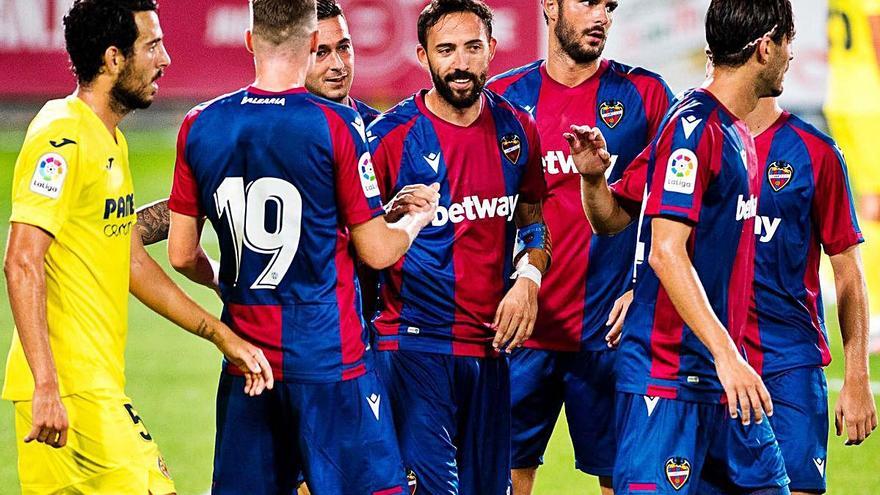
[131,243,230,346]
[514,201,550,273]
[579,175,634,235]
[5,262,58,388]
[833,252,871,380]
[176,247,220,291]
[136,199,170,246]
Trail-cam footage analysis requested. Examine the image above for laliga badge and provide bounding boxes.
[599,100,625,129]
[767,161,794,192]
[665,457,691,490]
[500,134,522,164]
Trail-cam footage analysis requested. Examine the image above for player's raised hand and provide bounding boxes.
[215,332,274,397]
[715,351,773,426]
[605,289,633,348]
[492,277,539,353]
[835,377,878,445]
[25,385,68,448]
[385,183,441,223]
[563,125,612,180]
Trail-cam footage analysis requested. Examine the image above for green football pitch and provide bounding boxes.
[0,129,878,494]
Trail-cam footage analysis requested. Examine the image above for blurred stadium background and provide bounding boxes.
[0,0,878,493]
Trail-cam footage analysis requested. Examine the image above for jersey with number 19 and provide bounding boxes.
[169,86,384,384]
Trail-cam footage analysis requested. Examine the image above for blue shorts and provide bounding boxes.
[702,367,828,494]
[510,347,617,476]
[613,392,789,494]
[376,350,511,495]
[212,369,406,495]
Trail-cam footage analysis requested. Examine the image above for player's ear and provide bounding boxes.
[103,46,123,77]
[488,37,497,63]
[245,30,254,54]
[543,0,559,25]
[416,44,429,71]
[755,37,772,65]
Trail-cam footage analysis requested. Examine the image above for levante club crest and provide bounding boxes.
[767,161,794,192]
[500,134,522,164]
[599,100,625,128]
[665,457,691,490]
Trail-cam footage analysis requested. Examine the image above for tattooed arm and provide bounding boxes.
[128,230,273,395]
[136,199,171,246]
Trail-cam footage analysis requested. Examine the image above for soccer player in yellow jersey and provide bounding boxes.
[2,1,273,493]
[826,0,880,349]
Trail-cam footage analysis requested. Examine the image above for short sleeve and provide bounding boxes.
[812,144,864,255]
[644,111,718,224]
[168,107,205,217]
[517,112,547,204]
[10,125,83,236]
[610,145,650,216]
[324,108,384,228]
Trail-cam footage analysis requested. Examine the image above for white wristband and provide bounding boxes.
[511,255,542,288]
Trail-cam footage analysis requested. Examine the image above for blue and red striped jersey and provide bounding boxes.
[351,97,380,126]
[488,59,672,351]
[744,112,863,376]
[615,89,760,403]
[368,90,546,357]
[168,86,384,383]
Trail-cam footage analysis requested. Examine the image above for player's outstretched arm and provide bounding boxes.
[4,223,68,448]
[492,201,550,353]
[129,233,273,396]
[565,125,635,234]
[136,198,171,246]
[167,211,219,292]
[650,218,772,425]
[830,245,878,445]
[351,184,440,269]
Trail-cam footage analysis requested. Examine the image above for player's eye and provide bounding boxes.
[607,2,618,12]
[317,49,328,58]
[339,43,351,53]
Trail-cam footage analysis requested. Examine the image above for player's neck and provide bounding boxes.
[253,57,309,93]
[545,39,602,87]
[745,98,784,137]
[424,89,482,126]
[74,86,124,139]
[702,68,762,121]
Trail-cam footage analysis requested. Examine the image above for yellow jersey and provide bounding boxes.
[2,95,137,401]
[826,0,880,113]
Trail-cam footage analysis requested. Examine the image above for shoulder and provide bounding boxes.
[487,60,543,92]
[606,60,669,89]
[366,95,421,141]
[785,113,845,164]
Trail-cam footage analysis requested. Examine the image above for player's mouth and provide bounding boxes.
[449,78,474,91]
[584,29,606,43]
[324,73,349,86]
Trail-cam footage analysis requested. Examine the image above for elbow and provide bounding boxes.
[168,249,199,274]
[648,244,673,275]
[4,253,33,286]
[360,251,398,271]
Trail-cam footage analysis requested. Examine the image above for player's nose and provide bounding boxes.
[158,42,171,69]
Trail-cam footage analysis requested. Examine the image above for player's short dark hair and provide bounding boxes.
[63,0,158,85]
[317,0,343,20]
[705,0,795,68]
[250,0,317,45]
[417,0,493,48]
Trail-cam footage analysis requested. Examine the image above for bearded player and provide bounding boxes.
[488,1,672,491]
[367,1,549,492]
[3,1,272,493]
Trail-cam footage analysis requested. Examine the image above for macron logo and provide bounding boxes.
[644,396,659,417]
[241,96,285,106]
[367,394,381,420]
[813,458,826,477]
[424,152,441,174]
[681,115,702,139]
[736,194,758,222]
[433,194,519,227]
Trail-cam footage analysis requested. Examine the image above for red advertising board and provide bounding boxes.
[0,0,543,103]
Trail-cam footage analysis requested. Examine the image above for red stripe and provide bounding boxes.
[486,67,533,96]
[333,228,366,376]
[735,121,762,373]
[342,363,367,380]
[374,254,406,338]
[371,116,419,199]
[168,105,207,217]
[373,487,403,495]
[228,303,284,381]
[804,232,832,365]
[646,385,678,399]
[648,286,684,381]
[629,482,658,491]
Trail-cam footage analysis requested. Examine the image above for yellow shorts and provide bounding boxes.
[825,111,880,196]
[13,389,176,495]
